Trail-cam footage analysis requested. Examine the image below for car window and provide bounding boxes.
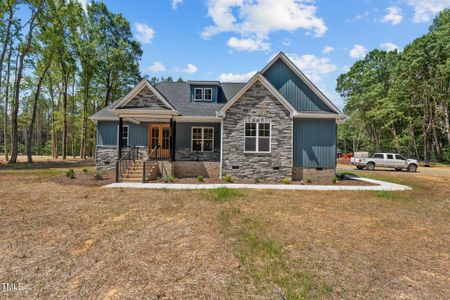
[387,154,394,159]
[395,155,405,160]
[373,154,383,159]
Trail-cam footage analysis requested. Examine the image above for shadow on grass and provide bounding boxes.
[0,160,94,170]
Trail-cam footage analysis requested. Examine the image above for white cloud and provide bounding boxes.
[349,44,367,59]
[202,0,327,51]
[346,10,370,22]
[322,46,334,54]
[282,38,292,47]
[134,22,155,44]
[227,36,270,52]
[379,42,400,51]
[147,61,166,72]
[406,0,450,23]
[171,0,183,9]
[283,53,337,82]
[381,6,404,25]
[182,64,198,74]
[219,71,257,82]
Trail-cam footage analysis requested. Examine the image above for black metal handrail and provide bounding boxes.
[142,145,159,183]
[116,145,138,182]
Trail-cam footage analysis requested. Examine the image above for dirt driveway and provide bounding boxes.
[0,160,449,299]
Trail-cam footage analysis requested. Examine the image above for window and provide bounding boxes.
[245,122,271,153]
[118,125,129,147]
[373,153,383,159]
[192,127,214,152]
[194,88,203,101]
[395,155,405,160]
[387,154,394,159]
[204,88,212,101]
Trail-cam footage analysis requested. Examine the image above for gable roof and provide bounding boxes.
[111,79,177,111]
[217,73,297,117]
[261,52,343,115]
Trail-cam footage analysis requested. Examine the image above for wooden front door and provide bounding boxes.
[149,124,171,158]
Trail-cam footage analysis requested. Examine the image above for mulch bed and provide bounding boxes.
[51,170,115,187]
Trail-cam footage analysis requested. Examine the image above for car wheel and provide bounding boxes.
[366,162,375,171]
[357,166,364,170]
[407,164,417,172]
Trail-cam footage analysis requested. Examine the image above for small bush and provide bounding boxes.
[254,177,261,184]
[331,176,338,184]
[196,175,205,182]
[163,175,175,183]
[281,177,291,184]
[223,175,233,183]
[206,187,243,203]
[306,178,312,184]
[66,169,75,179]
[82,168,88,174]
[95,172,103,181]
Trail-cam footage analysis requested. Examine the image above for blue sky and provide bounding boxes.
[91,0,449,108]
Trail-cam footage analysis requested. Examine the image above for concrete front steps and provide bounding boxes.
[121,160,158,182]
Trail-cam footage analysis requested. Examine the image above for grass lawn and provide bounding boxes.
[0,159,449,299]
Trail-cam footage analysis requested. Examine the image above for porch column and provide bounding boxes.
[171,119,176,161]
[118,117,123,158]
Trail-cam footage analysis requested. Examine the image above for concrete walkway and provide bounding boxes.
[104,175,411,191]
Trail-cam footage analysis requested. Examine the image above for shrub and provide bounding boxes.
[223,175,233,183]
[306,178,312,184]
[66,169,75,179]
[254,176,261,184]
[331,176,338,184]
[281,177,291,184]
[196,175,205,182]
[82,168,88,174]
[163,175,175,183]
[95,172,103,181]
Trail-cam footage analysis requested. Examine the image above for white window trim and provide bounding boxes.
[194,88,204,101]
[204,88,213,102]
[244,121,271,154]
[117,125,129,147]
[191,127,214,152]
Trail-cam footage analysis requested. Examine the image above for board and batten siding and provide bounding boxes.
[293,119,337,168]
[263,60,333,112]
[175,122,221,152]
[96,121,148,146]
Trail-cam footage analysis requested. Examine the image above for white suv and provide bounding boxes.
[351,153,418,172]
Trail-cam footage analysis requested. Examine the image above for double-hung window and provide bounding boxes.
[244,121,270,153]
[192,127,214,152]
[194,88,203,101]
[118,125,129,147]
[204,88,212,101]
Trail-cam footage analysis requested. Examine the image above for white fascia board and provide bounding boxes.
[261,52,344,116]
[111,79,176,111]
[174,116,222,123]
[217,73,297,118]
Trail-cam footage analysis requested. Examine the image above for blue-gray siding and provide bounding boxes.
[263,60,333,112]
[175,122,221,151]
[293,119,336,168]
[96,121,148,146]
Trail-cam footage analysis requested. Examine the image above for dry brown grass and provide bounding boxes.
[0,159,449,299]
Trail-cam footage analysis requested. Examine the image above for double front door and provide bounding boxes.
[149,124,170,158]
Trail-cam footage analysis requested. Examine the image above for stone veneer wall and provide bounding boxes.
[175,148,220,161]
[95,146,148,171]
[221,80,293,180]
[292,167,335,184]
[124,86,169,110]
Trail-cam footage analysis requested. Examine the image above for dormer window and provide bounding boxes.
[194,88,203,101]
[204,88,212,101]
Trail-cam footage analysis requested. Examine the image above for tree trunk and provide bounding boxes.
[10,5,41,163]
[62,79,68,160]
[3,44,13,161]
[0,0,14,92]
[26,62,51,163]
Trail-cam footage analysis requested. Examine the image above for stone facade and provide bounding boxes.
[175,147,220,161]
[124,86,169,110]
[95,146,148,171]
[292,167,335,184]
[221,80,293,180]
